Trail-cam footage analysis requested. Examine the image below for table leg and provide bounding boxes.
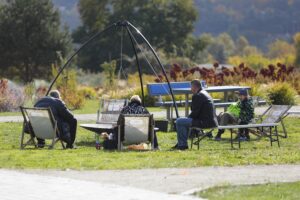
[166,107,171,121]
[185,93,189,117]
[230,129,233,149]
[224,91,228,112]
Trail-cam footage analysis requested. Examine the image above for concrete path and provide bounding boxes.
[0,106,299,123]
[0,170,199,200]
[19,164,300,195]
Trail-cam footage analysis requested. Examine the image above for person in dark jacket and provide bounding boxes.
[174,80,218,150]
[116,95,159,149]
[215,89,254,141]
[34,90,77,148]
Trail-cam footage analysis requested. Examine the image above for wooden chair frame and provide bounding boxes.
[117,114,154,151]
[20,106,65,149]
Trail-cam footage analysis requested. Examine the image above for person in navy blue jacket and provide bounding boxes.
[34,90,77,148]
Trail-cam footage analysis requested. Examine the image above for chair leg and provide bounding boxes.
[118,125,121,151]
[238,132,241,149]
[60,139,66,149]
[280,119,288,138]
[49,123,58,149]
[197,130,201,150]
[189,128,193,149]
[20,123,36,149]
[20,125,25,150]
[275,126,280,147]
[151,129,155,150]
[269,127,273,147]
[230,129,234,149]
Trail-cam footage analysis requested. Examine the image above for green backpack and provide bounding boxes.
[227,102,241,117]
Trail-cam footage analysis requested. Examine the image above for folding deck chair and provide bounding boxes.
[218,105,292,149]
[188,127,216,150]
[256,105,292,138]
[117,114,155,151]
[96,99,127,124]
[20,106,65,149]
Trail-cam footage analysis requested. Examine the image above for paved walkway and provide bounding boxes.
[20,164,300,195]
[0,106,299,122]
[2,164,300,199]
[0,170,198,200]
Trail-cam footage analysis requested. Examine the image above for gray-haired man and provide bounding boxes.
[34,90,77,148]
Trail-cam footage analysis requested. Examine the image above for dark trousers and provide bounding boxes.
[69,118,77,144]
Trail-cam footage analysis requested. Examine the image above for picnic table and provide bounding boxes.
[80,123,118,134]
[173,86,251,117]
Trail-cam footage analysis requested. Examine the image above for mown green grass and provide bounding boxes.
[72,99,100,114]
[0,117,299,170]
[0,112,20,116]
[197,181,300,200]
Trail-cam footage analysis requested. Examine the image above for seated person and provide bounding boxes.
[115,95,159,149]
[34,90,77,148]
[215,89,254,141]
[174,79,218,150]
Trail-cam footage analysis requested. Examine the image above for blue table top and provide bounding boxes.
[172,86,251,94]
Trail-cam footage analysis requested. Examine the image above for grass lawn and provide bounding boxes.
[197,181,300,200]
[0,117,299,170]
[0,111,20,116]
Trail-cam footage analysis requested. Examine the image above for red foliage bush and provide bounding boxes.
[0,79,25,111]
[155,62,297,87]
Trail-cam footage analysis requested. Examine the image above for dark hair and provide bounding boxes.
[191,79,202,90]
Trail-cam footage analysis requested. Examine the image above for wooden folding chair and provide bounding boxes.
[117,114,154,151]
[96,99,127,124]
[253,105,292,138]
[188,127,216,150]
[20,107,65,149]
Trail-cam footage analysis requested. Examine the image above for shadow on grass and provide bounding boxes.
[76,141,95,147]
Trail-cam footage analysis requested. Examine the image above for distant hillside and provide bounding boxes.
[53,0,300,49]
[194,0,300,49]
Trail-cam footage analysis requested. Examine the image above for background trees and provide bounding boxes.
[73,0,198,72]
[294,33,300,67]
[0,0,71,83]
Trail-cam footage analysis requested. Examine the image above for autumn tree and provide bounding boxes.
[0,0,71,82]
[73,0,198,72]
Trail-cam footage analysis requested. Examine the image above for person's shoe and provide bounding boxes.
[176,146,188,150]
[214,133,222,141]
[215,136,221,141]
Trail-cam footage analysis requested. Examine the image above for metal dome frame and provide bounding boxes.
[46,20,179,118]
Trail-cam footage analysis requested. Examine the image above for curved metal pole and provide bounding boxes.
[46,23,116,95]
[126,22,179,118]
[126,27,145,106]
